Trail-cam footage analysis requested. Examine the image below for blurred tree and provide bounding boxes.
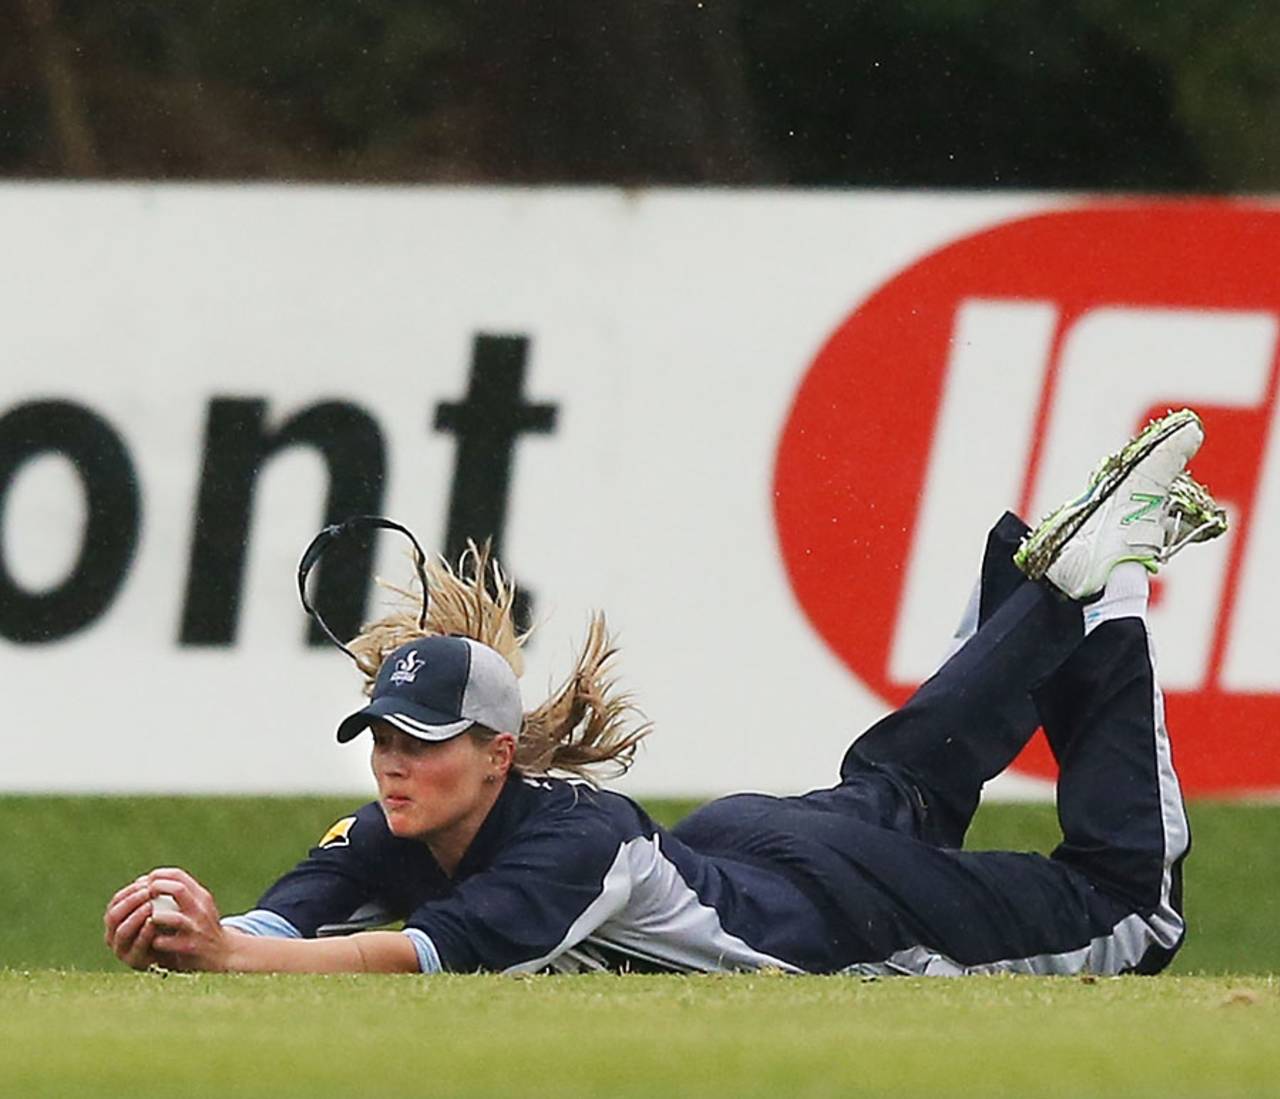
[0,6,44,171]
[1084,1,1280,190]
[5,0,89,173]
[741,0,1204,188]
[19,0,98,173]
[452,0,768,182]
[8,0,767,182]
[3,0,1280,191]
[55,0,458,177]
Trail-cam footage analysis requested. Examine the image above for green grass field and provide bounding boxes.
[2,797,1278,1096]
[1,971,1277,1098]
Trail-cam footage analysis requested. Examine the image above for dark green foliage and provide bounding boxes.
[741,0,1204,188]
[4,2,1279,187]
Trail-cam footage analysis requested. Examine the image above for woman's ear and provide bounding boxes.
[489,732,518,775]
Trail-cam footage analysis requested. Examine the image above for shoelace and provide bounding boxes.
[1159,478,1228,562]
[1159,517,1223,562]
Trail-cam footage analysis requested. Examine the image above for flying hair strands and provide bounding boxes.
[298,519,649,780]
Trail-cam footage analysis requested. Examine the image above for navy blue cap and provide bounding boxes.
[336,635,522,743]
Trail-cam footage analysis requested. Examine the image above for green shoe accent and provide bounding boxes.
[1121,493,1164,525]
[1114,553,1160,574]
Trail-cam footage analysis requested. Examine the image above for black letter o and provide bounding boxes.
[0,401,141,642]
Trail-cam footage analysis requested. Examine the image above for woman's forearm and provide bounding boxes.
[221,929,420,973]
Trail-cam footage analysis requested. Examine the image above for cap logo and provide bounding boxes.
[389,650,424,685]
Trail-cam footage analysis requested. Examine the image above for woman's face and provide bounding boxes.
[369,722,497,844]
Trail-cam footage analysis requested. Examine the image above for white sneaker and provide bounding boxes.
[1014,409,1205,599]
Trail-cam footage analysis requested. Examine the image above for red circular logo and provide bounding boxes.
[775,201,1280,796]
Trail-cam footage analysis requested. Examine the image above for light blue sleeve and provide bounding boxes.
[221,909,302,939]
[224,910,440,974]
[401,928,443,974]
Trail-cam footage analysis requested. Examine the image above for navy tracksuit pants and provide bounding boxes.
[819,512,1188,975]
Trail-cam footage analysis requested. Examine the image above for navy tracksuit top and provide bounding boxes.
[254,775,917,974]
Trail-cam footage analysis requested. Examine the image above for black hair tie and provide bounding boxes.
[297,516,430,665]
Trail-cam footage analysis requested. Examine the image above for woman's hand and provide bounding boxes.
[105,869,421,974]
[103,867,230,972]
[103,875,169,970]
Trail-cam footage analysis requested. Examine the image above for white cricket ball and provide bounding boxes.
[151,894,181,923]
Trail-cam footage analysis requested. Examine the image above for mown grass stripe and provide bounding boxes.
[2,797,1277,974]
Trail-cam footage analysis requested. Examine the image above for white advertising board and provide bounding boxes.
[1,184,1275,797]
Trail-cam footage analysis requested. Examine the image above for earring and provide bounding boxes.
[485,774,497,784]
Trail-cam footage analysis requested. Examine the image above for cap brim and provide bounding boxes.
[336,696,474,744]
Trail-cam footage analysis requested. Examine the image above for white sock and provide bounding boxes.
[1083,560,1150,635]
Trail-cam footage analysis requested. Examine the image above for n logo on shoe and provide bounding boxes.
[1122,494,1165,526]
[774,202,1280,796]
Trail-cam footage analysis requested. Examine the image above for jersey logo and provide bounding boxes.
[318,816,356,849]
[390,651,424,685]
[775,201,1280,795]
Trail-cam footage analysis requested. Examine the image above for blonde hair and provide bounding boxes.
[348,543,648,780]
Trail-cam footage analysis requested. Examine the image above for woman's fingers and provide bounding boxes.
[103,881,150,946]
[147,878,193,911]
[151,912,193,950]
[106,876,147,911]
[146,868,207,898]
[148,877,218,925]
[148,870,219,917]
[121,912,160,970]
[108,895,157,968]
[105,878,148,917]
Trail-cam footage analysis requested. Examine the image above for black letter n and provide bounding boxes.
[180,398,385,646]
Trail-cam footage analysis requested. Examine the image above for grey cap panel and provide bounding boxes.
[459,639,523,736]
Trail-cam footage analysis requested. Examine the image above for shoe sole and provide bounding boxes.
[1014,409,1202,579]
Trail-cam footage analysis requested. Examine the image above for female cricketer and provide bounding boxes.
[104,408,1225,977]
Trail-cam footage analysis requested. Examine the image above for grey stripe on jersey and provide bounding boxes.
[527,833,801,976]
